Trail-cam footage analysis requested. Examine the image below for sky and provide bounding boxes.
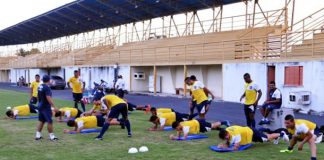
[0,0,324,30]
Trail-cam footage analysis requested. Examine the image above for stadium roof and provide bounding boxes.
[0,0,246,46]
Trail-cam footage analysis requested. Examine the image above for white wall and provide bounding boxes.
[10,69,28,83]
[223,63,268,103]
[223,61,324,113]
[131,66,152,92]
[0,70,10,82]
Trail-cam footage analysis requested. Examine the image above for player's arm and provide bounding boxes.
[46,96,58,112]
[12,110,18,119]
[203,87,215,99]
[298,131,313,150]
[240,93,245,101]
[254,89,262,106]
[158,118,166,131]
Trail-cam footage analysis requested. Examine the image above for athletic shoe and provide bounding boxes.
[258,120,265,125]
[50,137,58,141]
[264,120,271,125]
[145,104,151,114]
[280,149,293,153]
[128,133,132,137]
[94,137,103,140]
[224,120,231,127]
[273,138,279,145]
[35,136,43,141]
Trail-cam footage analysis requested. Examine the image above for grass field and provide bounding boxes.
[0,89,323,160]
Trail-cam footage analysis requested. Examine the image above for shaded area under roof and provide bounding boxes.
[0,0,246,46]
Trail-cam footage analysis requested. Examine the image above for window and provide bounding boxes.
[284,66,303,86]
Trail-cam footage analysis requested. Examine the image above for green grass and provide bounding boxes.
[0,89,323,160]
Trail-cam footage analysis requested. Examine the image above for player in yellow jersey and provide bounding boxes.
[64,115,106,134]
[29,74,40,106]
[67,70,86,112]
[185,75,215,119]
[82,88,106,116]
[149,111,198,131]
[95,95,132,140]
[217,125,289,150]
[6,104,39,119]
[170,119,230,140]
[282,115,324,160]
[54,107,83,122]
[150,107,174,116]
[240,73,262,128]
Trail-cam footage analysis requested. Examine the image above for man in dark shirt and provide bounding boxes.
[35,75,59,141]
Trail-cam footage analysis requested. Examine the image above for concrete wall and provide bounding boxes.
[0,70,10,82]
[131,66,152,92]
[223,61,324,113]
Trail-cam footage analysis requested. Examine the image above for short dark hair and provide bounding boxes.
[285,114,295,121]
[54,111,62,117]
[149,115,158,122]
[172,121,180,129]
[270,81,275,85]
[6,110,13,117]
[67,120,76,127]
[74,70,79,73]
[219,129,228,139]
[35,74,40,77]
[184,77,190,82]
[243,73,250,78]
[189,75,197,81]
[150,107,156,112]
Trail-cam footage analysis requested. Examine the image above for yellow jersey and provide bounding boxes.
[158,112,176,126]
[13,105,30,116]
[190,81,208,104]
[103,95,126,109]
[226,126,253,145]
[288,119,316,139]
[75,116,97,129]
[30,81,40,97]
[156,108,173,115]
[244,82,259,105]
[60,107,78,118]
[180,120,200,134]
[68,77,83,93]
[92,104,101,111]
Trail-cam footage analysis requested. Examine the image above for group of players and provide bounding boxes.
[5,70,323,160]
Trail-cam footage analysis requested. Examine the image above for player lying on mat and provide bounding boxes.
[54,107,83,122]
[281,115,324,160]
[127,102,151,112]
[150,107,174,116]
[149,112,198,131]
[217,125,290,151]
[64,115,106,134]
[169,119,230,140]
[5,104,38,119]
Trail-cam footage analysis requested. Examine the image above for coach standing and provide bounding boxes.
[35,75,58,141]
[115,75,126,98]
[67,70,86,112]
[240,73,262,128]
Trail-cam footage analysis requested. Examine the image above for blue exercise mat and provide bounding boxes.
[175,134,208,141]
[209,144,253,152]
[16,116,38,120]
[163,126,173,131]
[68,128,101,134]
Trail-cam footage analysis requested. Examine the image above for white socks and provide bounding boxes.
[49,133,56,139]
[36,131,42,138]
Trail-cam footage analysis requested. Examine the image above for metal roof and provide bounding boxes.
[0,0,245,46]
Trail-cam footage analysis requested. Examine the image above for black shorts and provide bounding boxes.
[197,119,212,133]
[29,104,38,113]
[96,115,105,127]
[175,112,189,122]
[38,109,53,123]
[244,104,256,114]
[73,93,83,102]
[30,97,38,104]
[76,109,83,118]
[252,128,268,143]
[108,103,128,119]
[196,100,209,114]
